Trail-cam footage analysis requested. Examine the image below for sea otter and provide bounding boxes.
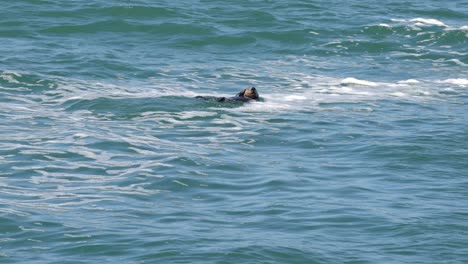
[196,87,260,102]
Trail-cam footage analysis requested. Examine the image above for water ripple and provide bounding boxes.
[2,1,468,263]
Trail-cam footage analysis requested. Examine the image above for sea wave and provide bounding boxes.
[41,20,214,36]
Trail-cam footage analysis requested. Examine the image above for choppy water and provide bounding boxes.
[1,0,468,263]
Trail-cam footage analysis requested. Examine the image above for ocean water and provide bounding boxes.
[1,0,468,263]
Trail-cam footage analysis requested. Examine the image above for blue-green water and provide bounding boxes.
[1,1,468,263]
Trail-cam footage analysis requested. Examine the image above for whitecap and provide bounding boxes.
[378,23,392,28]
[390,18,407,23]
[178,111,217,120]
[439,79,468,86]
[447,59,468,67]
[283,95,307,101]
[391,92,407,97]
[0,72,21,84]
[73,133,88,138]
[409,18,447,27]
[398,79,420,84]
[340,77,378,87]
[236,99,297,113]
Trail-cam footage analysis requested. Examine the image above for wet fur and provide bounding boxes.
[196,87,260,102]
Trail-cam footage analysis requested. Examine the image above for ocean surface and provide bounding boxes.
[1,0,468,263]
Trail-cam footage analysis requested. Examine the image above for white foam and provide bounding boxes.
[231,73,458,114]
[391,92,407,97]
[28,61,462,119]
[283,95,307,101]
[439,79,468,86]
[178,111,217,120]
[341,78,378,87]
[398,79,420,84]
[409,18,447,27]
[50,77,207,105]
[390,19,407,23]
[391,18,451,29]
[378,23,391,28]
[340,87,354,93]
[237,99,297,113]
[448,59,468,67]
[0,72,21,84]
[73,133,89,139]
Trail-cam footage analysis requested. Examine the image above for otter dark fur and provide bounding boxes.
[196,87,260,102]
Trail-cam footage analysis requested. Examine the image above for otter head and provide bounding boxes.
[239,87,259,100]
